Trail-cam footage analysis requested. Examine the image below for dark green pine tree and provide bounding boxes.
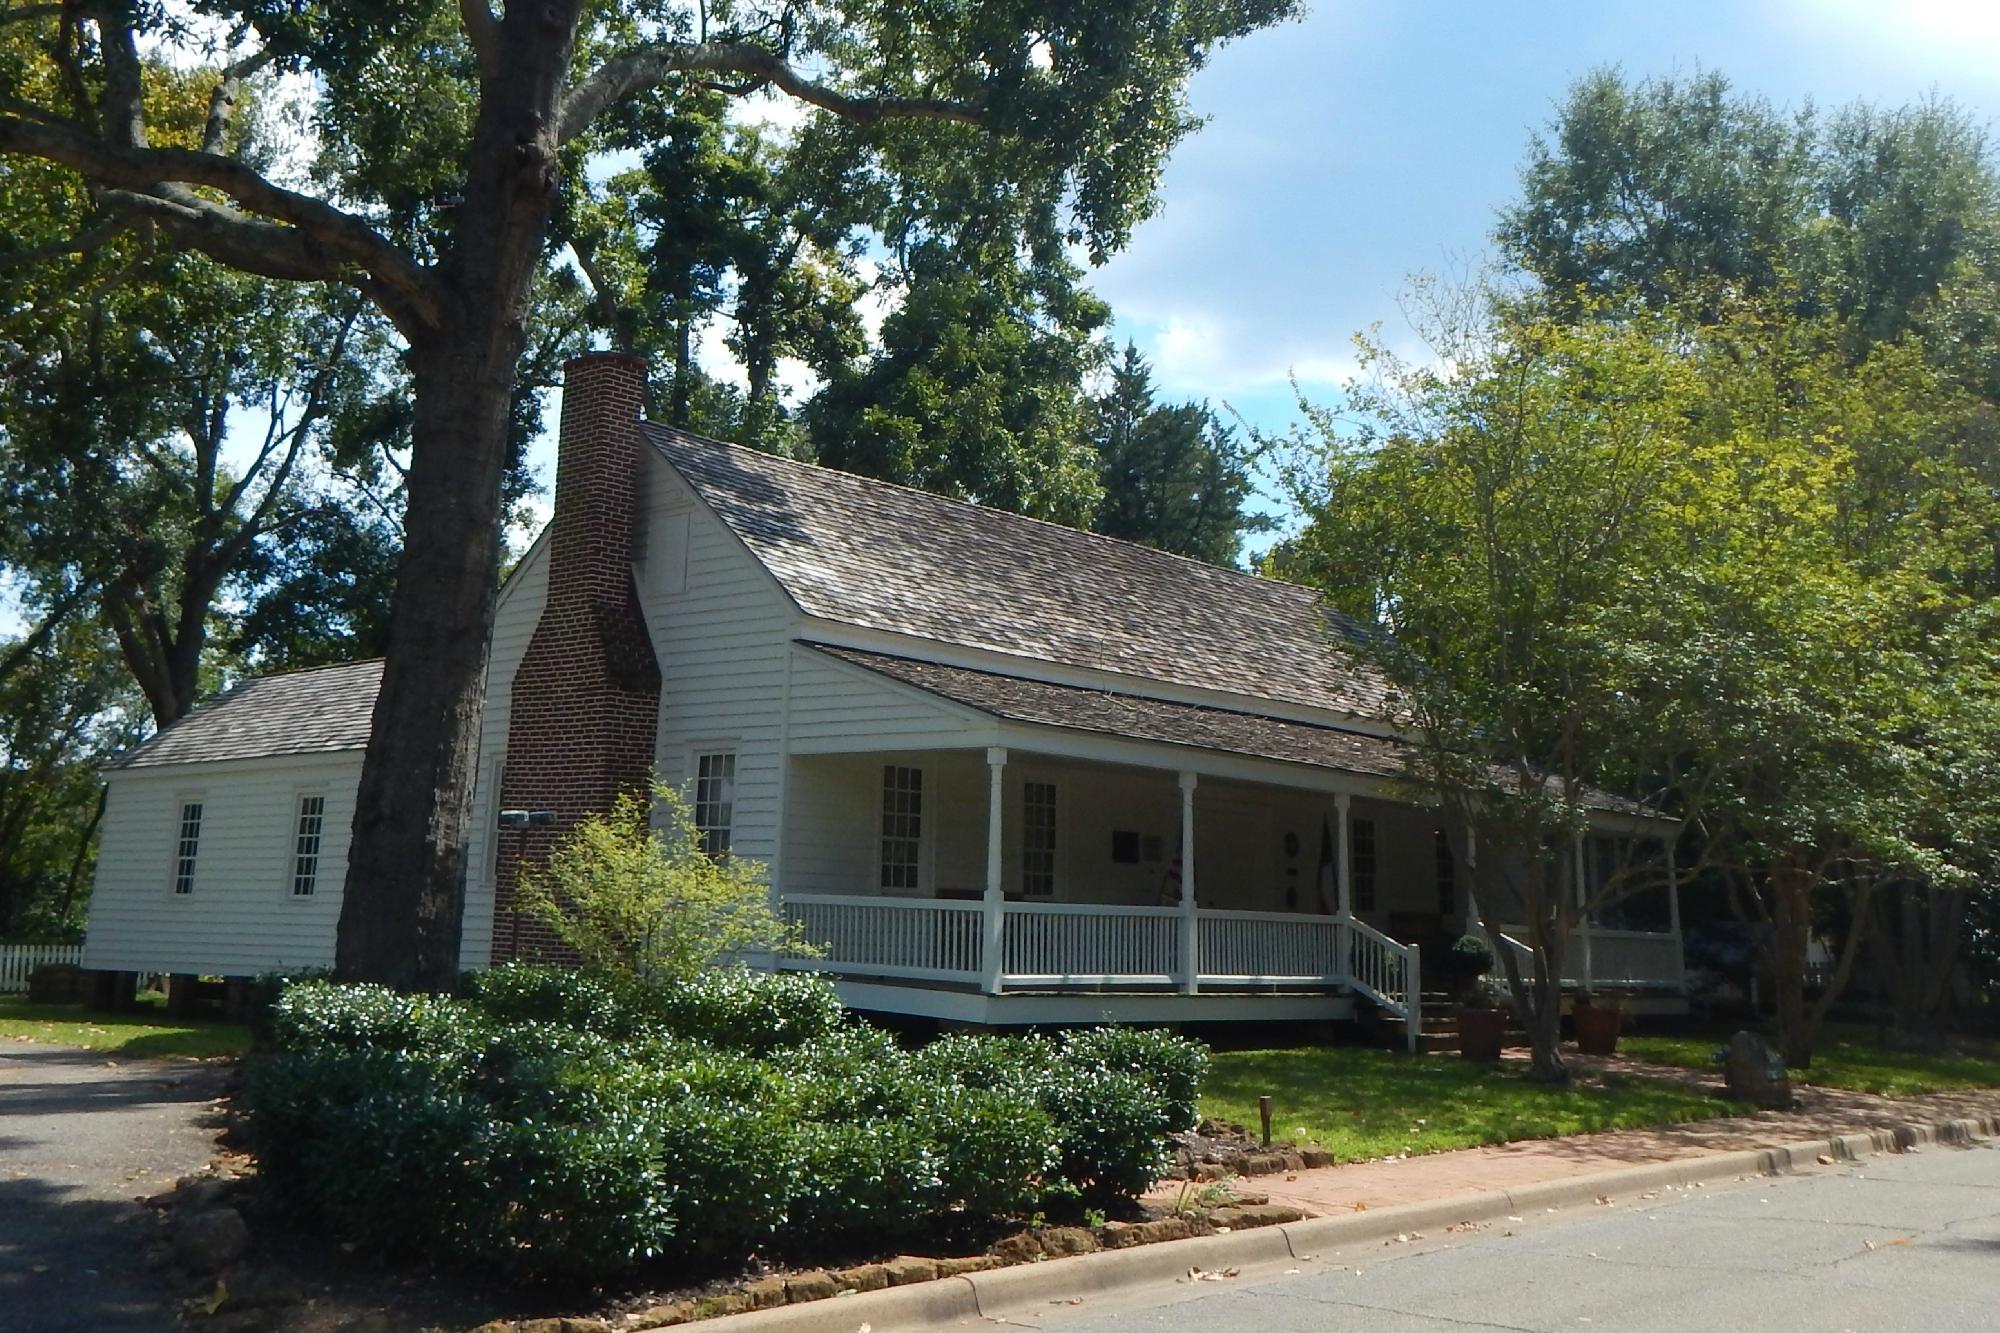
[1088,344,1272,568]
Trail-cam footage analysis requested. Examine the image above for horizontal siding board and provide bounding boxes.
[83,752,365,975]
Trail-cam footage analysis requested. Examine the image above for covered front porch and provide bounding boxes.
[774,740,1495,1046]
[768,644,1687,1042]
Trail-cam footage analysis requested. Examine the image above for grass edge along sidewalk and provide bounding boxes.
[691,1105,2000,1333]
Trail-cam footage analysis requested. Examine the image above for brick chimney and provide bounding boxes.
[493,352,662,961]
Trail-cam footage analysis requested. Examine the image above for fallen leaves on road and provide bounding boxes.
[1594,1195,1613,1206]
[1186,1266,1241,1283]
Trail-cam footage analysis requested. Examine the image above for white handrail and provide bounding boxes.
[1495,924,1683,992]
[1343,915,1420,1050]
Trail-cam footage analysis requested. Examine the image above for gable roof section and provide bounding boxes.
[114,660,383,769]
[806,643,1649,816]
[646,423,1393,720]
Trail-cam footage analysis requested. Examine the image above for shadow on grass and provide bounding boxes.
[1201,1046,1747,1163]
[0,1000,248,1061]
[1624,1023,2000,1097]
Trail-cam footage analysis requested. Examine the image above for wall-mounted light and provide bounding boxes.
[498,809,557,829]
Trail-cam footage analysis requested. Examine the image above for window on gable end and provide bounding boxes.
[293,794,326,896]
[173,802,203,895]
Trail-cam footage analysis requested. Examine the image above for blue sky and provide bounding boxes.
[1085,0,2000,440]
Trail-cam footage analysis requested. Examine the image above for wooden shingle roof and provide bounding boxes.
[648,424,1394,720]
[114,660,382,769]
[809,643,1651,815]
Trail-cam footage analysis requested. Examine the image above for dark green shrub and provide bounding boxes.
[1059,1027,1209,1132]
[266,980,488,1059]
[484,1107,680,1275]
[242,976,1207,1278]
[1039,1065,1172,1205]
[785,1026,924,1121]
[459,964,634,1037]
[909,1032,1057,1090]
[643,1095,801,1261]
[786,1118,941,1242]
[632,968,845,1051]
[244,1047,490,1244]
[922,1084,1059,1218]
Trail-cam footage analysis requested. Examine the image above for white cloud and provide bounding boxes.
[1136,309,1364,400]
[1781,0,2000,79]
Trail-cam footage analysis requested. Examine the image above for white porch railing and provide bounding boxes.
[1197,910,1343,984]
[1496,926,1685,993]
[781,895,1423,1049]
[782,894,985,985]
[0,943,82,992]
[1002,902,1181,986]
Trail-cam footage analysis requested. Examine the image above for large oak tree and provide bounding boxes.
[0,0,1295,988]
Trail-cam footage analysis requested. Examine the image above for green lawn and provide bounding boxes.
[1623,1025,2000,1098]
[1202,1046,1743,1162]
[0,996,250,1060]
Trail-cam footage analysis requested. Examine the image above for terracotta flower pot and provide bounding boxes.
[1573,1002,1622,1056]
[1458,1005,1507,1063]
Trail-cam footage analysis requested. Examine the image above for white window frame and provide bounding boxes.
[170,797,203,896]
[1019,777,1059,898]
[691,749,737,857]
[290,791,327,898]
[877,763,926,894]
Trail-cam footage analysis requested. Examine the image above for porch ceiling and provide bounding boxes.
[803,642,1655,818]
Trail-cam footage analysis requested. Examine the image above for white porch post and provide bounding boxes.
[1574,833,1594,991]
[1178,771,1199,995]
[982,747,1007,995]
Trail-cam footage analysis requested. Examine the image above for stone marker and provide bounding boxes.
[1721,1030,1794,1110]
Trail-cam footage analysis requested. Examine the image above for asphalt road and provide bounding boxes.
[0,1043,227,1333]
[1022,1139,2000,1333]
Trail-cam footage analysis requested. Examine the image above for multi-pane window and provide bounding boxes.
[1021,781,1057,897]
[292,795,326,896]
[1352,818,1377,913]
[1434,826,1456,916]
[879,765,923,891]
[173,802,202,895]
[693,752,736,856]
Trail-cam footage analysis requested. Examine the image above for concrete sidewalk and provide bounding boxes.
[1162,1057,2000,1218]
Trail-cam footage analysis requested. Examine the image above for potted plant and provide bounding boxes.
[1457,979,1508,1063]
[1571,987,1623,1056]
[1446,931,1495,986]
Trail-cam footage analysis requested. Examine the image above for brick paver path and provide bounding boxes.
[1156,1053,2000,1218]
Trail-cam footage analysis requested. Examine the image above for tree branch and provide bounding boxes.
[202,48,276,155]
[559,39,985,144]
[0,115,443,332]
[456,0,500,81]
[0,211,132,271]
[86,5,147,148]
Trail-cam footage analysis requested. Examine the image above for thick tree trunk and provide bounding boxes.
[334,2,584,990]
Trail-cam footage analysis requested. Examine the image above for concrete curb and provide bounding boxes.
[696,1108,2000,1332]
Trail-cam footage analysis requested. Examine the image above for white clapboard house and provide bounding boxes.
[83,354,1688,1042]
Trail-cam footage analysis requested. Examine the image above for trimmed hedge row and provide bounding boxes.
[244,966,1208,1279]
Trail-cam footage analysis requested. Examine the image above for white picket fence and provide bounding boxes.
[0,943,83,992]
